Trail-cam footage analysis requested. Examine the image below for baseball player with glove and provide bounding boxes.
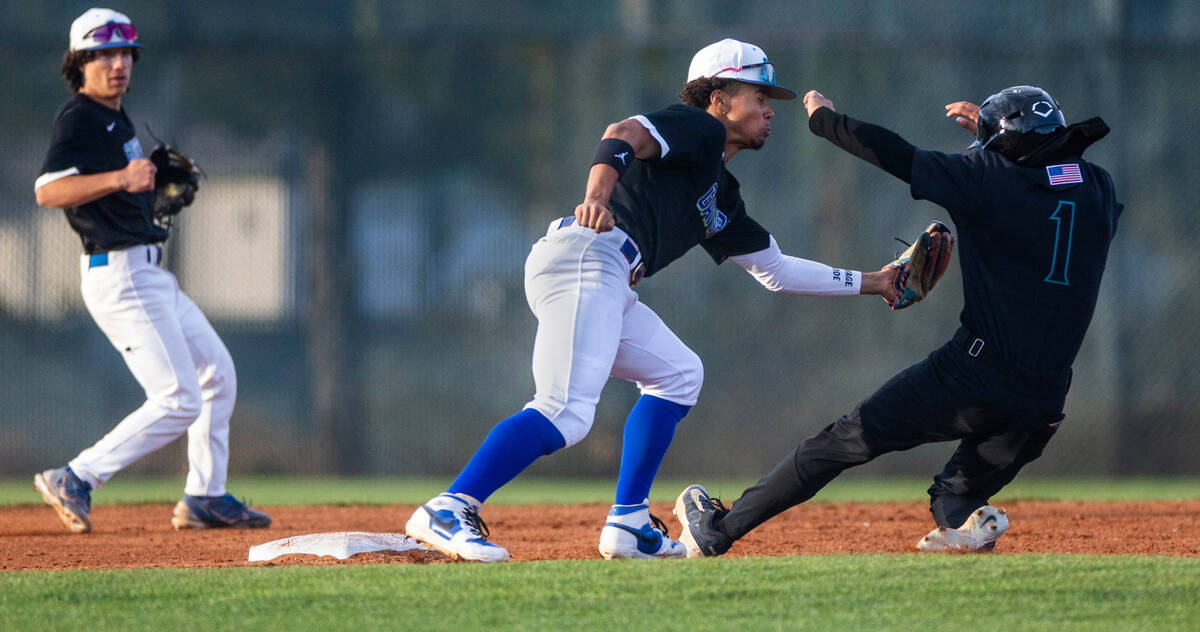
[32,8,268,533]
[405,39,948,562]
[676,85,1122,555]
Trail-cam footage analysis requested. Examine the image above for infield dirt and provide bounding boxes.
[3,500,1198,571]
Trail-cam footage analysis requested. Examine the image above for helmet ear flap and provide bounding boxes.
[975,98,1001,149]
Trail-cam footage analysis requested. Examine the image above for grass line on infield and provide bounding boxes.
[1,476,1198,507]
[1,555,1198,631]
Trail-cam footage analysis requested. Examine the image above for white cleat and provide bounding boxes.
[598,500,687,559]
[917,505,1009,552]
[405,493,510,562]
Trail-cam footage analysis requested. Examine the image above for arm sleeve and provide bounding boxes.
[808,107,916,183]
[729,236,861,296]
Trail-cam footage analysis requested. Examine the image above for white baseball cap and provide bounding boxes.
[69,8,142,52]
[687,38,795,100]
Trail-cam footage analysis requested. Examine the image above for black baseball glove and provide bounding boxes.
[887,221,955,310]
[149,142,202,220]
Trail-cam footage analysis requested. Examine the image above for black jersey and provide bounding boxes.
[39,93,166,254]
[607,104,771,277]
[911,148,1122,373]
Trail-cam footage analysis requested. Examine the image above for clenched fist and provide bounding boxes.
[119,158,156,193]
[803,90,835,117]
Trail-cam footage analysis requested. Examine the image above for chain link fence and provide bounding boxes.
[2,1,1197,480]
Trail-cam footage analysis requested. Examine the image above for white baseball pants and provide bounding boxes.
[523,220,703,447]
[70,244,235,497]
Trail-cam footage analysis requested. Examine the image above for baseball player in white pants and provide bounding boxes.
[32,8,268,534]
[406,39,904,562]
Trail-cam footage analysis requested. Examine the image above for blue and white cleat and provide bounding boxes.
[171,494,271,529]
[34,466,93,534]
[405,493,510,562]
[598,500,687,559]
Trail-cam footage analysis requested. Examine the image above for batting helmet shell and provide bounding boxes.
[976,86,1066,160]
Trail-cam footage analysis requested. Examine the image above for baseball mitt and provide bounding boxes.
[149,142,202,220]
[887,221,954,310]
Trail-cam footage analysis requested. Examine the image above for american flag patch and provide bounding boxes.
[1046,163,1083,185]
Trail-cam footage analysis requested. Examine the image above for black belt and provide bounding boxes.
[88,244,163,268]
[949,327,1071,389]
[556,217,645,286]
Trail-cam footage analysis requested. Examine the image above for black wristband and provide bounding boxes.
[592,138,635,177]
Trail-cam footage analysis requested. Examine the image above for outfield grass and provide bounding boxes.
[3,476,1197,506]
[1,555,1197,631]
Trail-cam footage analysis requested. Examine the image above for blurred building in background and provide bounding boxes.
[1,0,1197,479]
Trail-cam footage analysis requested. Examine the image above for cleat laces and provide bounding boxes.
[703,494,729,514]
[462,506,491,540]
[649,513,671,537]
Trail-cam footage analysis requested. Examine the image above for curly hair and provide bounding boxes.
[60,47,140,92]
[678,77,742,109]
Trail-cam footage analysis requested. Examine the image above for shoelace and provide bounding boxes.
[462,506,491,540]
[704,495,729,514]
[649,512,671,537]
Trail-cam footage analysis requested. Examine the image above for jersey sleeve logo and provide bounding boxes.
[695,182,728,237]
[1046,163,1083,185]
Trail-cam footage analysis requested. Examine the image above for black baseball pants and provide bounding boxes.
[715,327,1071,545]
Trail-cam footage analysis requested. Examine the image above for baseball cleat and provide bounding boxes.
[917,505,1009,552]
[598,500,686,559]
[405,493,509,562]
[673,484,732,558]
[171,494,271,529]
[33,467,93,534]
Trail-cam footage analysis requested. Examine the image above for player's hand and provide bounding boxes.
[945,101,980,136]
[574,201,615,232]
[803,90,835,117]
[119,158,156,193]
[864,267,901,307]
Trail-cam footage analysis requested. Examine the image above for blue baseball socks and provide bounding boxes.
[614,395,690,506]
[447,408,565,503]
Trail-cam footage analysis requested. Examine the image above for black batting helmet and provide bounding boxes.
[976,86,1066,161]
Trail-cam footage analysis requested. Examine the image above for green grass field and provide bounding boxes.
[4,475,1198,506]
[3,477,1198,631]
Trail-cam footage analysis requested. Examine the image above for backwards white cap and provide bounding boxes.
[69,8,142,52]
[687,38,795,100]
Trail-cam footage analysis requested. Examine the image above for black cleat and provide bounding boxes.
[673,484,732,557]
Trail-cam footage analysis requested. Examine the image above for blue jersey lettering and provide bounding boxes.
[695,182,728,237]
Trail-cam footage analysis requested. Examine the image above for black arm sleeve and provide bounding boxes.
[808,107,916,183]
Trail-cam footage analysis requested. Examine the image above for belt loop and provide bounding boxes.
[968,338,984,357]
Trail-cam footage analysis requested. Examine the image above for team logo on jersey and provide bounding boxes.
[695,182,728,237]
[123,137,143,161]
